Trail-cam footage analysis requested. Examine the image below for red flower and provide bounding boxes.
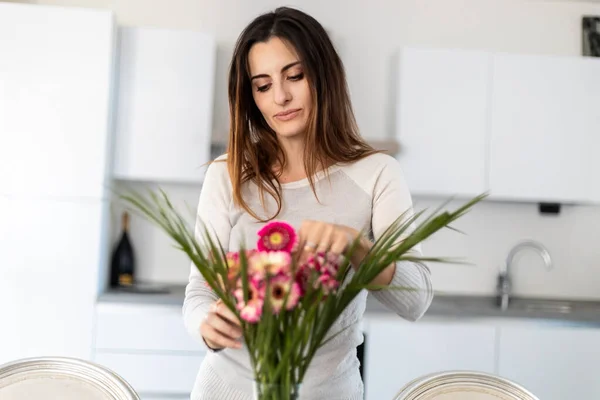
[257,221,298,253]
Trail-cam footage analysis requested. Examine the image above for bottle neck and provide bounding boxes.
[121,212,130,232]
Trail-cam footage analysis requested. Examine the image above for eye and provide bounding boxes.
[288,73,304,81]
[256,84,271,93]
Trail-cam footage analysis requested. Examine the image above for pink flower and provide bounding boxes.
[257,221,298,253]
[317,274,339,295]
[234,279,265,324]
[248,251,291,279]
[296,252,341,297]
[226,250,256,283]
[268,274,301,313]
[226,252,239,267]
[321,261,339,277]
[294,262,311,293]
[226,251,240,281]
[239,301,263,323]
[309,252,340,277]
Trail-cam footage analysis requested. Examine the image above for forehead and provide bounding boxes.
[248,37,300,76]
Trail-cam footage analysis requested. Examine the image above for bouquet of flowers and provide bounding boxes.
[120,189,485,400]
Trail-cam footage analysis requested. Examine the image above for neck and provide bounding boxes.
[279,138,304,171]
[274,135,332,183]
[276,136,306,177]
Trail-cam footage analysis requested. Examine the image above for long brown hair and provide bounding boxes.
[226,6,379,221]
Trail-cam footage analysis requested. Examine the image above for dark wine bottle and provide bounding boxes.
[110,211,135,288]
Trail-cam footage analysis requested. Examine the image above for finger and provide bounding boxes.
[201,323,242,349]
[297,220,312,245]
[329,230,351,256]
[309,221,328,248]
[213,301,242,327]
[298,221,320,262]
[207,312,243,339]
[316,224,334,253]
[303,241,317,254]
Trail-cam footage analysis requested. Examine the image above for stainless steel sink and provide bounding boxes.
[412,294,600,325]
[510,299,573,314]
[507,297,600,315]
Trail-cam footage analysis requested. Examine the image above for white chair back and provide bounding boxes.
[0,357,140,400]
[394,370,539,400]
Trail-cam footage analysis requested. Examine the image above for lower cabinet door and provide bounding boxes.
[364,317,497,400]
[94,352,203,396]
[498,324,600,400]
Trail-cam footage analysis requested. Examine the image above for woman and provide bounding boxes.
[183,6,433,400]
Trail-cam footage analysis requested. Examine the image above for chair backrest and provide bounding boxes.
[394,370,540,400]
[0,356,140,400]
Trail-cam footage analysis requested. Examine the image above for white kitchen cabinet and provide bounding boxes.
[396,47,600,204]
[94,352,203,395]
[489,53,600,203]
[0,3,115,365]
[0,197,106,364]
[396,48,490,198]
[94,302,201,352]
[93,302,205,398]
[363,317,497,400]
[0,3,116,199]
[498,323,600,400]
[112,27,216,184]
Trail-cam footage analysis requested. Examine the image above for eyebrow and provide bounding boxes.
[250,61,302,81]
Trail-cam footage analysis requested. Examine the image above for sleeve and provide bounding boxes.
[367,155,434,322]
[182,157,232,349]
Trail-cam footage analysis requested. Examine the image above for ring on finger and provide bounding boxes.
[304,241,317,252]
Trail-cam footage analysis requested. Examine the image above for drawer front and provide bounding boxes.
[95,303,202,352]
[94,352,203,394]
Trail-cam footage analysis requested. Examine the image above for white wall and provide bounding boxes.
[6,0,600,299]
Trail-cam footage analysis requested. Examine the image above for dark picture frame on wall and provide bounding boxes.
[582,16,600,57]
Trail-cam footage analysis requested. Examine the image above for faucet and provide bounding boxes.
[497,240,553,310]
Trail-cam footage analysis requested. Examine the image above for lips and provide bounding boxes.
[274,109,301,121]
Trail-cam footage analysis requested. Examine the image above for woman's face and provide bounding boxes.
[248,37,312,139]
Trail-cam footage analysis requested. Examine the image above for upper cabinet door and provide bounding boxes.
[112,27,216,184]
[396,48,490,198]
[0,3,116,199]
[489,53,600,203]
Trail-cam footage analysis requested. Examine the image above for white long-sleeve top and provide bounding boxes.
[182,152,434,400]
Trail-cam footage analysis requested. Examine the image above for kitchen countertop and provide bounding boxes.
[98,284,187,305]
[97,284,600,327]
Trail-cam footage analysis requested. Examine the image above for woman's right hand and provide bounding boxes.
[200,299,243,350]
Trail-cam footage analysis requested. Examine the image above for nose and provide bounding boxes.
[273,81,291,106]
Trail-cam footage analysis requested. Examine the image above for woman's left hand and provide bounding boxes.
[295,220,370,266]
[295,220,395,286]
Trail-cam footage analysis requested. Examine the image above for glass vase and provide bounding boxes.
[252,381,301,400]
